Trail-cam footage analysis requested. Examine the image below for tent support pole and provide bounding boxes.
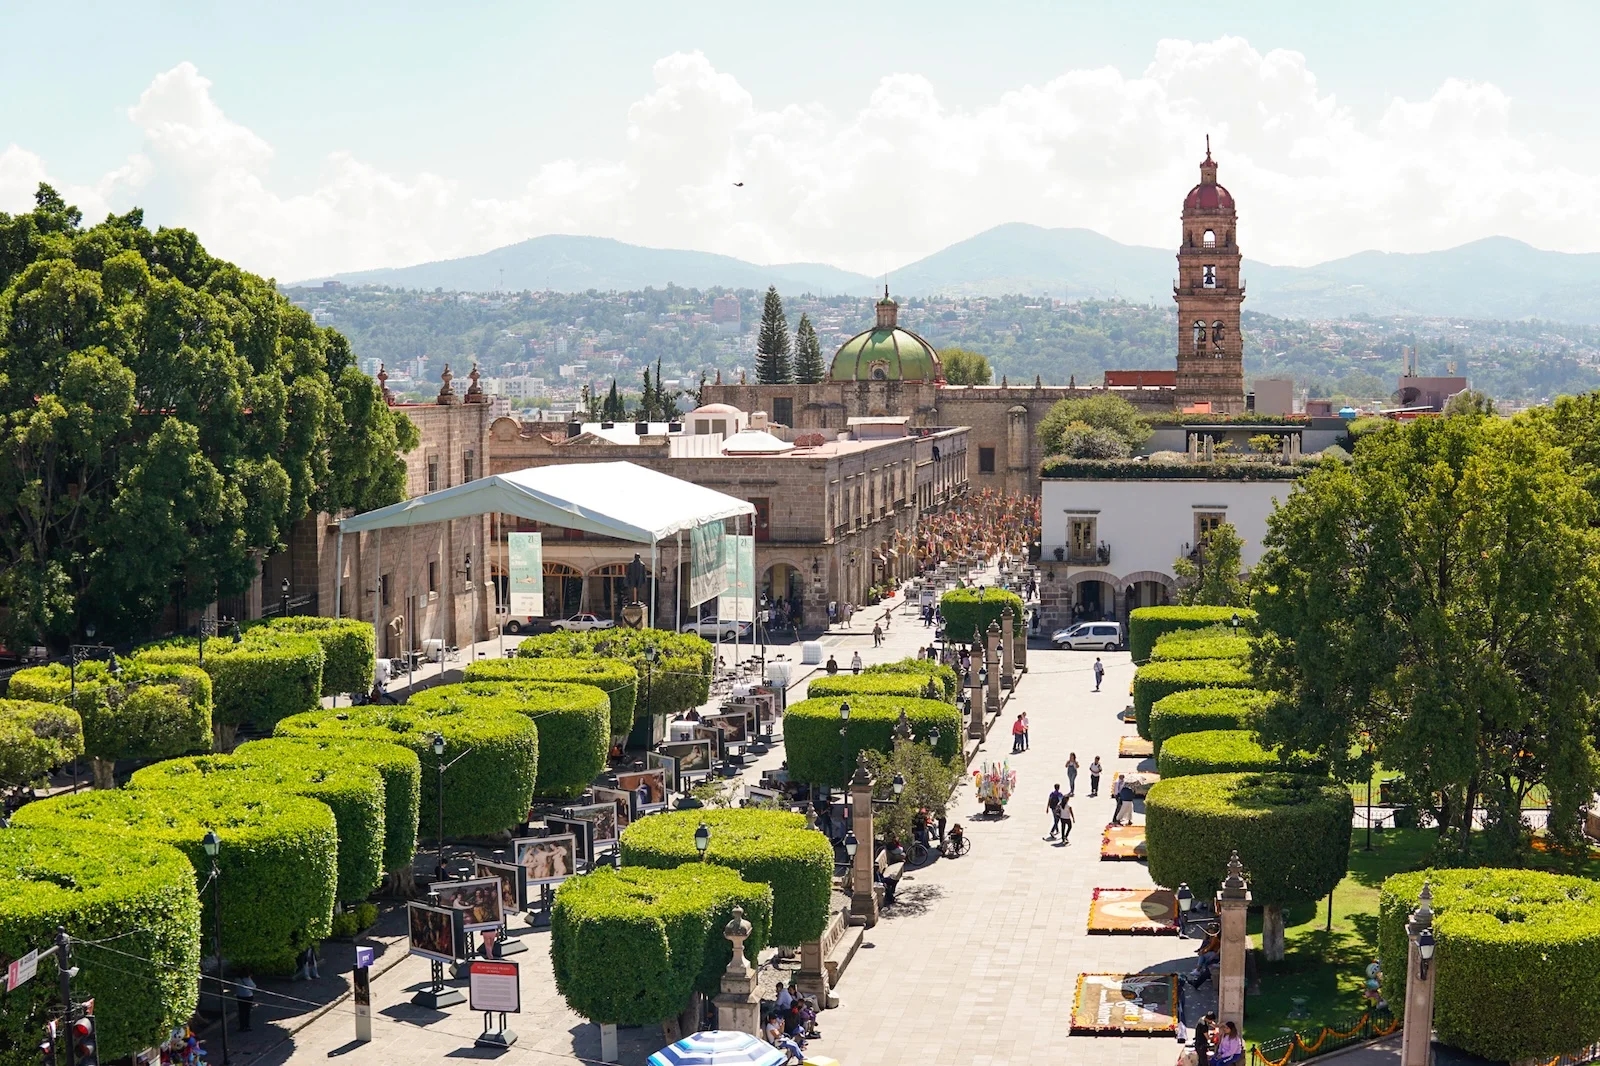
[675,530,683,632]
[333,530,344,619]
[373,529,382,667]
[649,539,659,631]
[406,523,414,691]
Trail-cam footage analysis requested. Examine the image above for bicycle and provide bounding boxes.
[942,828,971,858]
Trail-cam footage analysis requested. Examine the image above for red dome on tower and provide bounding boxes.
[1183,137,1234,212]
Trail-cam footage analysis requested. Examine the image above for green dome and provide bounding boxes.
[827,296,941,382]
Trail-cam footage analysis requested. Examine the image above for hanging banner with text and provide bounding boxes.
[508,533,544,616]
[718,534,755,622]
[688,522,728,608]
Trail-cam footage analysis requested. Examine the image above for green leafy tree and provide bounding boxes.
[655,358,680,419]
[1248,433,1279,455]
[1050,420,1131,459]
[0,186,417,648]
[603,379,624,420]
[1442,388,1496,417]
[939,347,992,385]
[1037,394,1151,456]
[793,314,825,384]
[755,286,792,384]
[1172,522,1248,607]
[1250,415,1600,858]
[861,743,964,845]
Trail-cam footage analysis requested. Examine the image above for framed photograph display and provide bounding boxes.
[568,802,620,845]
[618,767,669,812]
[513,835,577,886]
[704,711,749,747]
[592,786,632,831]
[545,816,595,863]
[744,784,783,806]
[407,901,464,963]
[646,752,679,795]
[433,876,505,932]
[476,858,528,913]
[692,724,721,757]
[659,739,713,778]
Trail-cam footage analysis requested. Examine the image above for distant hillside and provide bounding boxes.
[299,227,1600,324]
[297,234,878,296]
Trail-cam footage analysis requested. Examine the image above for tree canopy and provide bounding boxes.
[0,186,418,647]
[793,313,825,384]
[939,347,992,385]
[1037,394,1151,456]
[755,286,791,384]
[1173,522,1248,607]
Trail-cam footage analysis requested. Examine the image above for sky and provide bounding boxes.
[3,1,1599,282]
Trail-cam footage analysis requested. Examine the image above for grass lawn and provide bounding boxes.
[1241,828,1433,1045]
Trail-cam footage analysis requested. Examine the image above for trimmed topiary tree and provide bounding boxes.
[250,617,376,697]
[1379,869,1600,1061]
[518,629,711,721]
[0,698,82,790]
[620,809,833,947]
[1132,658,1253,740]
[1129,605,1256,663]
[806,673,936,702]
[1156,729,1325,779]
[129,751,385,903]
[238,737,420,873]
[1144,772,1352,961]
[12,783,338,973]
[862,657,960,701]
[550,865,773,1029]
[465,656,638,736]
[1150,635,1252,663]
[784,695,963,788]
[135,628,324,748]
[0,828,200,1066]
[409,681,608,799]
[9,660,212,787]
[938,587,1025,647]
[274,702,538,839]
[1149,688,1272,755]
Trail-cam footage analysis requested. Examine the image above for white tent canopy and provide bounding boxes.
[338,461,754,542]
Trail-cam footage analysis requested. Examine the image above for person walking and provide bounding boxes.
[1088,756,1102,797]
[825,655,839,675]
[1065,753,1079,797]
[850,651,862,674]
[872,623,883,648]
[1194,1012,1215,1066]
[1020,712,1030,751]
[1060,795,1075,844]
[236,970,257,1031]
[1011,714,1026,754]
[1092,656,1104,692]
[1047,783,1066,840]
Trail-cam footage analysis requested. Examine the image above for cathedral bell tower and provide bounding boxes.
[1173,139,1246,415]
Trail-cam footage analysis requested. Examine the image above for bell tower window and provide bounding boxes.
[1203,265,1217,289]
[1193,321,1207,347]
[1212,321,1225,352]
[1202,229,1216,248]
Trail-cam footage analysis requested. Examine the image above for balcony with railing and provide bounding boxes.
[1053,543,1111,567]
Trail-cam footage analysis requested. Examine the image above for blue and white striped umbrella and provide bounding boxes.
[647,1030,787,1066]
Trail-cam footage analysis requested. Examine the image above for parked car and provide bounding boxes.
[679,618,754,640]
[1051,621,1123,651]
[549,613,616,632]
[500,615,556,636]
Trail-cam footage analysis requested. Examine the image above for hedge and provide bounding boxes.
[551,865,773,1026]
[1149,688,1273,755]
[620,809,834,947]
[0,698,82,788]
[465,656,638,736]
[135,628,324,736]
[274,702,538,839]
[1149,636,1252,663]
[806,673,936,702]
[1144,772,1352,908]
[518,629,711,720]
[12,784,337,973]
[1040,457,1306,482]
[1132,658,1253,740]
[410,681,608,799]
[863,657,960,702]
[783,696,963,787]
[1129,606,1257,663]
[239,737,421,873]
[130,752,385,904]
[9,660,212,769]
[0,828,200,1066]
[1379,869,1600,1061]
[249,617,376,696]
[938,587,1025,647]
[1156,730,1325,779]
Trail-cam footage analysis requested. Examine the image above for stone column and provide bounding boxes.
[1215,850,1252,1034]
[713,906,762,1038]
[967,629,985,741]
[1401,883,1437,1066]
[892,709,915,752]
[986,620,1002,711]
[1000,607,1016,689]
[848,752,878,927]
[795,939,830,1005]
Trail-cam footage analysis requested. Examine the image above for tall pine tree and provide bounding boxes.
[656,358,680,419]
[638,365,654,419]
[604,379,622,420]
[794,313,825,383]
[756,286,793,384]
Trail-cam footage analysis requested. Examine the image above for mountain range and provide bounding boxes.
[299,224,1600,324]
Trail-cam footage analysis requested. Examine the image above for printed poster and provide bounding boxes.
[718,533,754,622]
[688,521,728,608]
[508,532,543,616]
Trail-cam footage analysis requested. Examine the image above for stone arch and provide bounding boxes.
[1064,569,1119,622]
[1120,570,1178,618]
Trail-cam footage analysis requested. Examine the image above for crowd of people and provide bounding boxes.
[909,489,1041,569]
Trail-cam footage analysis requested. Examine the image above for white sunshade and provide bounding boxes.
[338,461,755,544]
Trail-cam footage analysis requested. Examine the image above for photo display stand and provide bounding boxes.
[469,959,521,1048]
[407,901,467,1009]
[476,857,528,957]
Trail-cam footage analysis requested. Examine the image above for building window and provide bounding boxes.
[1194,511,1227,552]
[380,573,390,607]
[750,497,771,543]
[426,456,439,493]
[1202,229,1216,248]
[1203,265,1217,289]
[1193,321,1207,346]
[428,560,439,593]
[772,397,793,427]
[1068,517,1097,562]
[1212,321,1226,353]
[463,450,475,482]
[978,447,996,474]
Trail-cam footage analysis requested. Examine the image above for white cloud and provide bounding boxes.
[5,42,1600,279]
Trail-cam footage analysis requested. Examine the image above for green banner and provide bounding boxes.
[508,532,543,616]
[719,534,754,620]
[688,522,728,609]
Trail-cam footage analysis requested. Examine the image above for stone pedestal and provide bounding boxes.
[795,938,830,1005]
[986,621,1002,710]
[1216,851,1252,1034]
[967,630,986,741]
[1000,607,1016,688]
[713,906,762,1038]
[848,754,878,927]
[1401,885,1437,1066]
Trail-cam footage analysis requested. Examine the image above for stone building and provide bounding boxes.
[1174,141,1247,414]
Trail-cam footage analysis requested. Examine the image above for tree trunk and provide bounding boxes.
[90,757,117,790]
[213,722,238,753]
[1262,903,1287,962]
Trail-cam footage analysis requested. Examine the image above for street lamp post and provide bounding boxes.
[694,823,710,861]
[280,577,290,619]
[644,646,659,747]
[202,829,231,1066]
[429,733,475,881]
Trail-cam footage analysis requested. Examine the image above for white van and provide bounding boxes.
[1050,621,1124,651]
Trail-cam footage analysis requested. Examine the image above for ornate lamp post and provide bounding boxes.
[1401,883,1438,1066]
[202,830,231,1066]
[694,822,711,860]
[847,752,878,926]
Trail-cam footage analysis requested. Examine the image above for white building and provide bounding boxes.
[1037,469,1303,627]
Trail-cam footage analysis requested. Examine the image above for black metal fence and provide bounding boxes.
[1248,1010,1398,1066]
